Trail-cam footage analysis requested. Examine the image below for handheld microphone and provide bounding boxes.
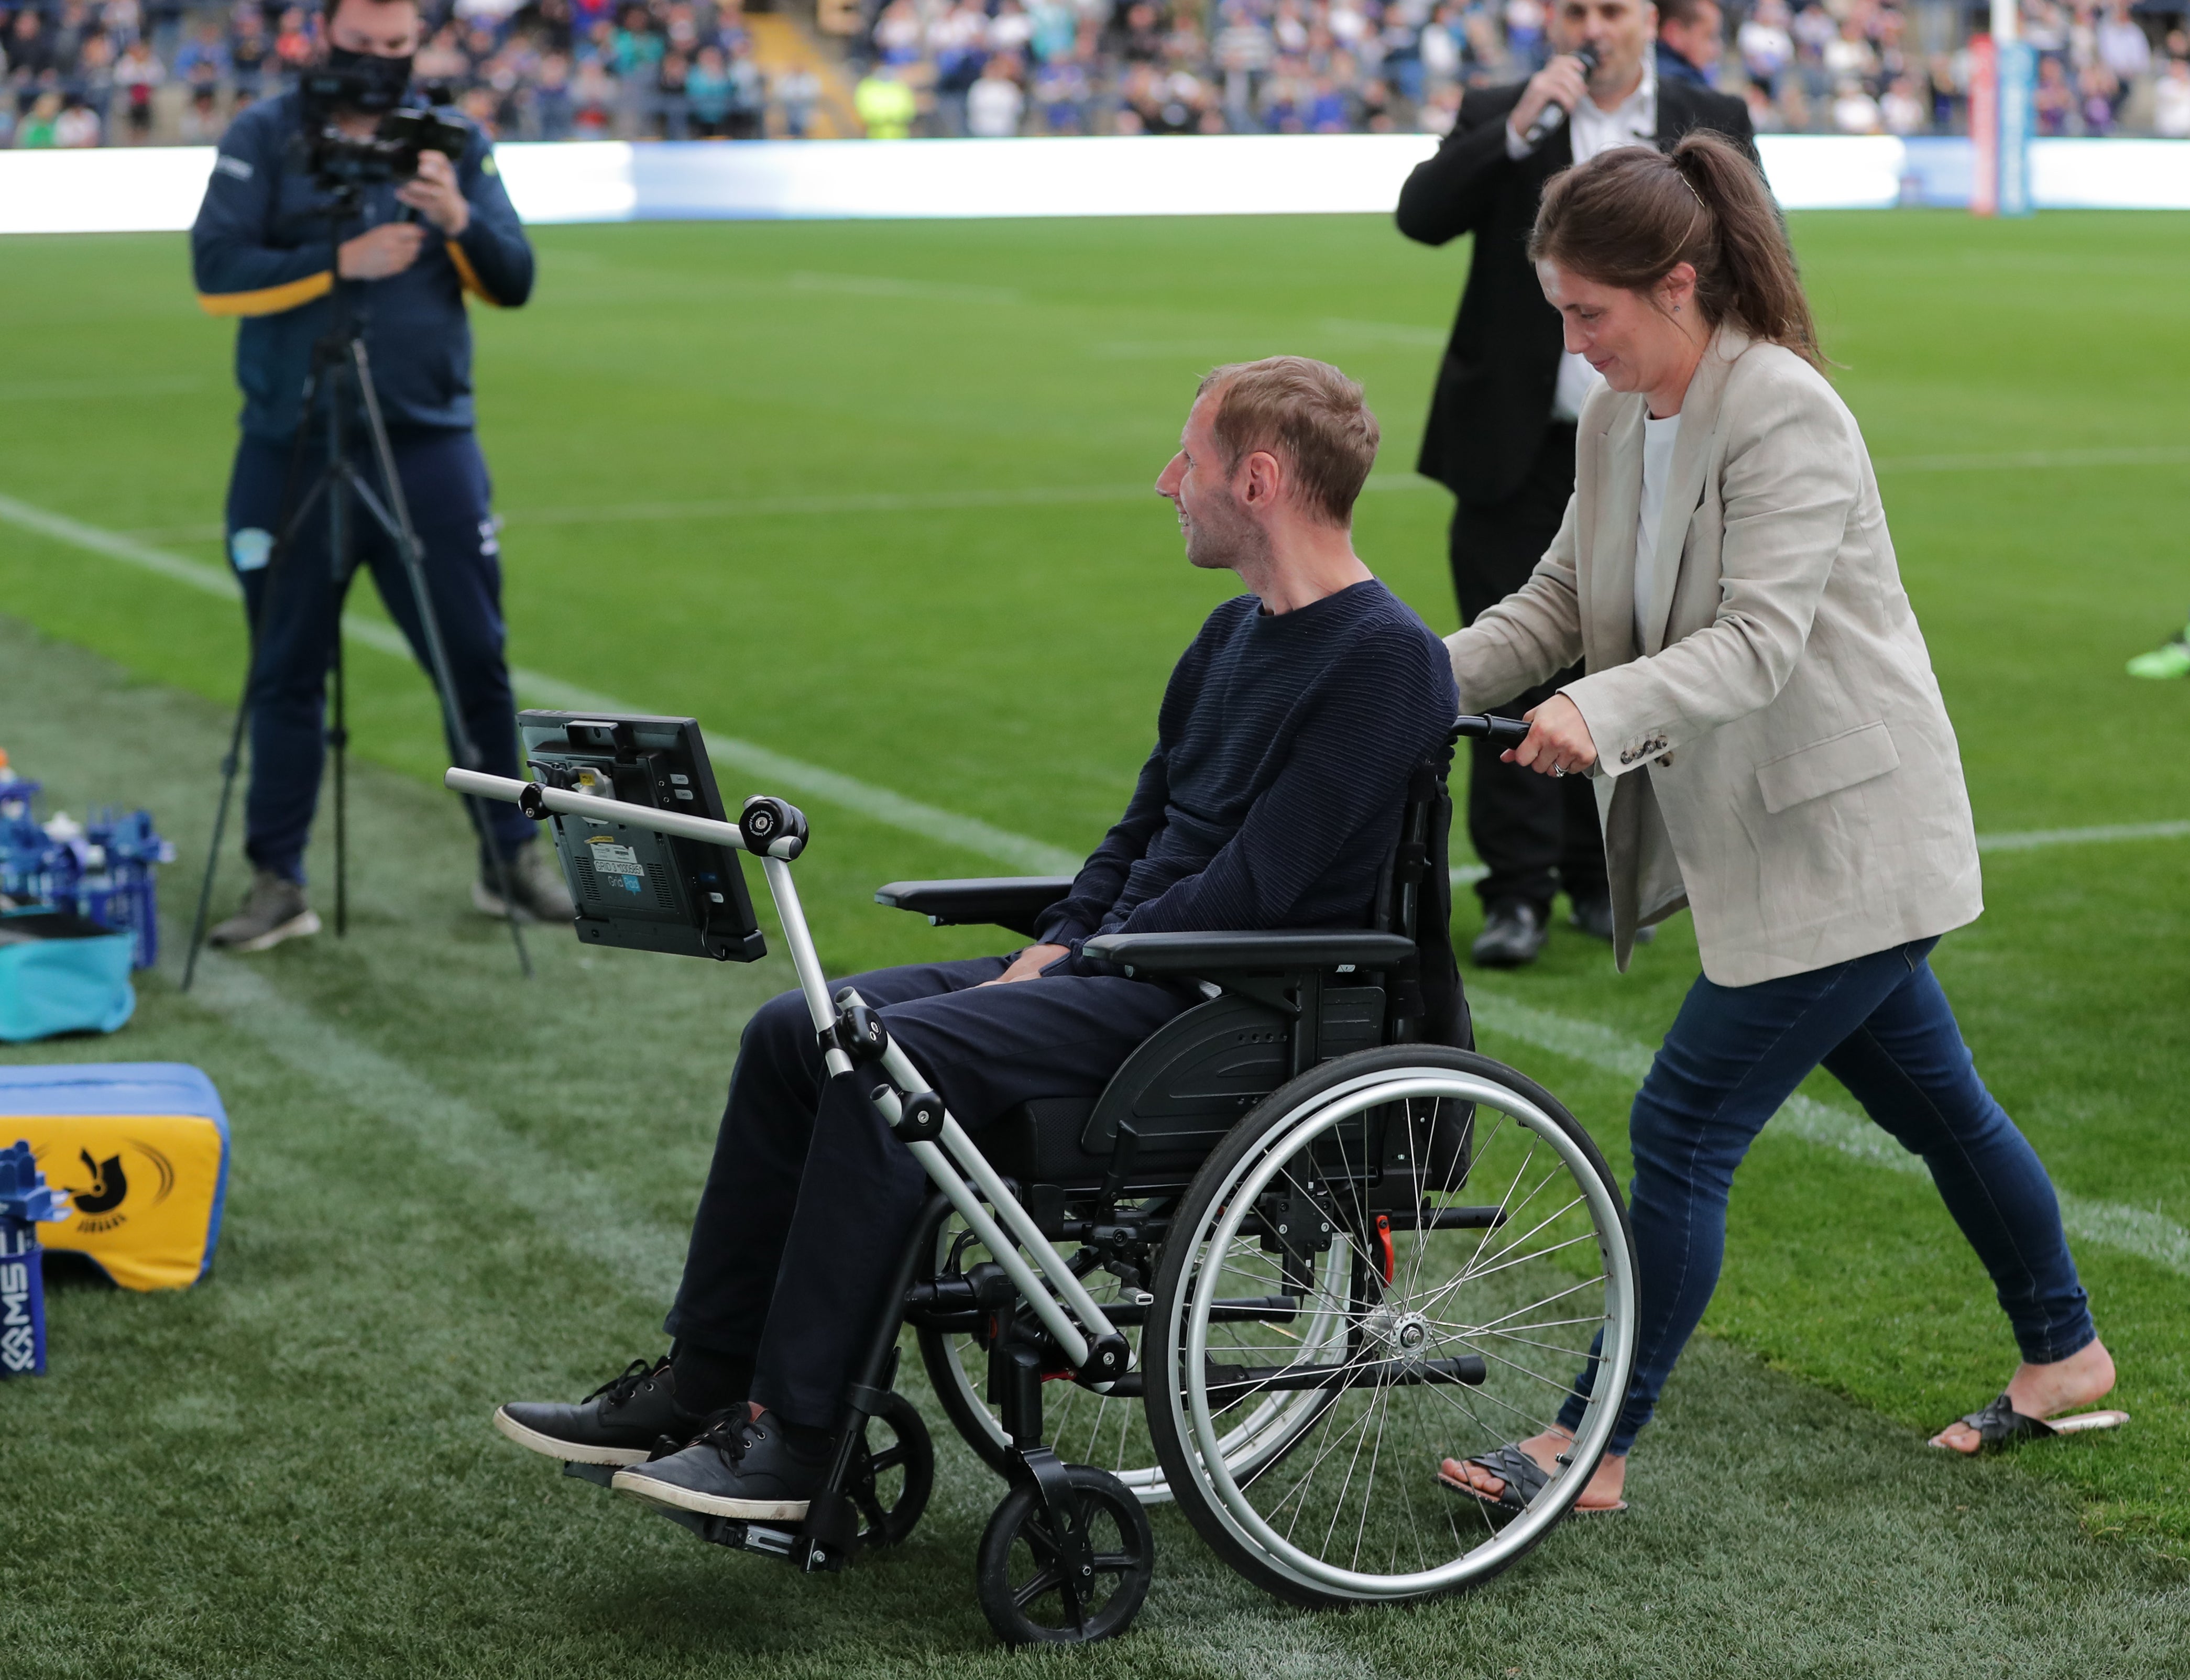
[1520,41,1601,147]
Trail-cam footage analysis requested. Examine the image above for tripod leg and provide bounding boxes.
[181,696,251,993]
[333,632,349,939]
[348,343,531,978]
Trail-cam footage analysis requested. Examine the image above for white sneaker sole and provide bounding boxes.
[211,908,322,954]
[608,1466,809,1522]
[492,1406,652,1467]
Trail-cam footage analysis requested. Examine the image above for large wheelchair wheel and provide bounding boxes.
[1145,1045,1638,1608]
[918,1205,1349,1505]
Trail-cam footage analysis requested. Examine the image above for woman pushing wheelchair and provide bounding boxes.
[1438,131,2125,1516]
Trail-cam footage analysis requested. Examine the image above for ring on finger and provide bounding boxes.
[1551,763,1568,777]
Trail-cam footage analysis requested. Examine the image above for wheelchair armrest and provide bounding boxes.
[874,876,1078,940]
[1082,930,1418,976]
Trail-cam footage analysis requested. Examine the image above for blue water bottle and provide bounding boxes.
[0,1139,70,1378]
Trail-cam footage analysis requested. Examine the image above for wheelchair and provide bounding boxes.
[452,712,1639,1648]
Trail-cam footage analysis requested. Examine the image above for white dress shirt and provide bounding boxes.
[1508,58,1659,421]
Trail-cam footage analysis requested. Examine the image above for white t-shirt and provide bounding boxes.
[1634,411,1682,647]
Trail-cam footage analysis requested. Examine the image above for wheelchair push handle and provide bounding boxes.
[1454,712,1532,749]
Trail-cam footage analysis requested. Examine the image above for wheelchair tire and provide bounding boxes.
[975,1464,1155,1646]
[848,1390,934,1549]
[1145,1045,1638,1610]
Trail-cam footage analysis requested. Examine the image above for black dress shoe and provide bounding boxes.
[494,1357,712,1466]
[611,1412,831,1522]
[1569,896,1654,946]
[1471,900,1549,969]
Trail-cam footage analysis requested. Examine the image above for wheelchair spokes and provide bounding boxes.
[1147,1050,1638,1607]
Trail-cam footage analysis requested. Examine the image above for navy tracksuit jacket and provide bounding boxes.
[191,91,536,880]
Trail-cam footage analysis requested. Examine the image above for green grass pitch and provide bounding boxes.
[1,210,2187,1677]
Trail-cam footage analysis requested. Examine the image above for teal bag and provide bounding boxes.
[0,910,136,1042]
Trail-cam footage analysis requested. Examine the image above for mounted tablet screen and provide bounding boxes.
[518,710,766,962]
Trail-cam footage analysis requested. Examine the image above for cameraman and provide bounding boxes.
[191,0,570,952]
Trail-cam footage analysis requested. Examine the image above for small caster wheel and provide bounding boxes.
[848,1390,933,1549]
[976,1464,1154,1645]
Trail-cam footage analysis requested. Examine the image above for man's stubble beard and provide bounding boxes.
[1182,487,1272,574]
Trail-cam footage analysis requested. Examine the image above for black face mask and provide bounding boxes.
[305,45,414,114]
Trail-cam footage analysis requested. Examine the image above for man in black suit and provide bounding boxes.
[1397,0,1753,968]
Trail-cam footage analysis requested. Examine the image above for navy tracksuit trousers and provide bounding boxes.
[224,427,534,883]
[663,956,1192,1429]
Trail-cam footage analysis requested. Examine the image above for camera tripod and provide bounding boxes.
[183,189,531,989]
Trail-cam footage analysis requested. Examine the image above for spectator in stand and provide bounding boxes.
[532,49,575,137]
[930,0,990,134]
[56,92,103,144]
[775,61,818,135]
[2155,52,2190,136]
[725,37,763,136]
[968,49,1025,133]
[2034,51,2074,131]
[1881,72,1924,132]
[174,15,231,99]
[1832,75,1880,131]
[1737,0,1795,96]
[1656,0,1720,87]
[273,6,314,74]
[114,31,162,141]
[656,43,690,135]
[18,89,63,144]
[687,40,731,134]
[1033,48,1091,130]
[75,30,115,131]
[231,6,273,99]
[855,58,914,135]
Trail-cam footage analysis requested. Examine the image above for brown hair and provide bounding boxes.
[1656,0,1719,30]
[1528,130,1825,370]
[1195,356,1380,527]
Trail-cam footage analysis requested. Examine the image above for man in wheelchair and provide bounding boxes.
[493,356,1459,1525]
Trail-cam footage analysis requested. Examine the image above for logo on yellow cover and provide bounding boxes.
[58,1141,175,1235]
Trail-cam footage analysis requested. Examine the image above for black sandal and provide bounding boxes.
[1936,1391,2129,1454]
[1436,1442,1626,1515]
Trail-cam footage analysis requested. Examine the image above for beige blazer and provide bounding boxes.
[1445,326,1983,986]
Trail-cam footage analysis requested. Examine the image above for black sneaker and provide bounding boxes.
[1471,900,1548,969]
[493,1357,710,1466]
[610,1412,829,1522]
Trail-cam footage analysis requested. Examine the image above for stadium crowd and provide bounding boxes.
[4,0,2187,145]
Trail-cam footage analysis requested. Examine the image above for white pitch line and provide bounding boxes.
[4,485,2180,1277]
[108,443,2186,542]
[0,489,1079,874]
[8,487,2184,877]
[1470,992,2190,1278]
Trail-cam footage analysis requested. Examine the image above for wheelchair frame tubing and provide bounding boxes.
[439,769,1129,1382]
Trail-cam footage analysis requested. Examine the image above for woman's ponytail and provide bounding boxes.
[1530,128,1825,371]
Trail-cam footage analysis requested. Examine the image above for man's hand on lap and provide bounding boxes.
[980,943,1069,986]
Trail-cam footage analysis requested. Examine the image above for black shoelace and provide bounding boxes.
[584,1358,661,1410]
[692,1413,757,1469]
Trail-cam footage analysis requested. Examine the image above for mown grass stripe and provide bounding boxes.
[1471,992,2190,1277]
[185,947,689,1302]
[0,489,1080,875]
[10,487,2178,877]
[8,486,2189,1277]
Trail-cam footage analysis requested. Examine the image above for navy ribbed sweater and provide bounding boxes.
[1036,579,1458,959]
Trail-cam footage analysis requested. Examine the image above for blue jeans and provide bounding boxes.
[1556,938,2095,1456]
